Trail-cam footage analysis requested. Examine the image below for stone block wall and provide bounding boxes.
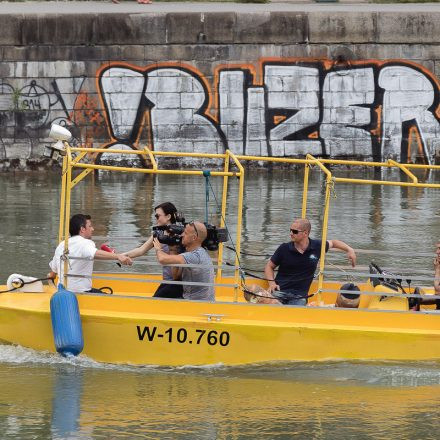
[1,10,440,169]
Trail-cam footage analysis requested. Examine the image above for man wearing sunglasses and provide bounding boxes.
[153,221,215,301]
[264,218,356,306]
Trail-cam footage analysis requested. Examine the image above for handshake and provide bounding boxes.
[100,244,132,266]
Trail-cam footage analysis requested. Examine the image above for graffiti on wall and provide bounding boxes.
[0,68,105,162]
[1,59,440,164]
[97,60,440,163]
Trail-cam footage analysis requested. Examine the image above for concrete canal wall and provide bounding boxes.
[1,5,440,169]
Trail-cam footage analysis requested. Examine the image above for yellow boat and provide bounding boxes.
[1,125,440,366]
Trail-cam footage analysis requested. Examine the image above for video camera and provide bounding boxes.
[152,214,228,251]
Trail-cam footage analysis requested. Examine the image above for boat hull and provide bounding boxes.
[0,284,439,366]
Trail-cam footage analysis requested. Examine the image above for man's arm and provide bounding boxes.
[153,238,185,266]
[124,236,154,258]
[168,245,183,280]
[328,239,356,267]
[264,260,280,293]
[94,250,133,266]
[47,270,57,280]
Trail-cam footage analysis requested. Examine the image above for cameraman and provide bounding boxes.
[124,202,183,298]
[153,221,215,301]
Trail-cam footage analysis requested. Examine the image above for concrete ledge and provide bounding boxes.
[2,10,440,47]
[377,13,440,44]
[308,12,376,43]
[235,12,307,44]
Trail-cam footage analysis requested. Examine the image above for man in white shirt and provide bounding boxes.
[48,214,132,292]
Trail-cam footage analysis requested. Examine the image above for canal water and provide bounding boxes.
[1,167,440,439]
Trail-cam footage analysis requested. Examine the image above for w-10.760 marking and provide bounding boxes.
[136,325,230,347]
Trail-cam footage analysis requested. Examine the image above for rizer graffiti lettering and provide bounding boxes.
[1,59,439,163]
[98,60,440,163]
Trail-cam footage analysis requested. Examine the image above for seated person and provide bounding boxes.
[124,202,183,298]
[264,218,356,306]
[335,283,360,308]
[48,214,132,292]
[153,221,215,301]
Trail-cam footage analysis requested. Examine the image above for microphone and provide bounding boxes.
[100,244,121,267]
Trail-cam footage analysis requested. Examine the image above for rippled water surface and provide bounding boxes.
[1,167,440,439]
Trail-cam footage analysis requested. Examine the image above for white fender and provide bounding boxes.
[6,274,44,293]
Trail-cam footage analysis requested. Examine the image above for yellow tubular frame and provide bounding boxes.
[58,145,440,299]
[305,154,333,300]
[226,150,245,301]
[62,146,73,287]
[59,147,245,295]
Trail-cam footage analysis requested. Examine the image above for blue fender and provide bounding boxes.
[50,284,84,357]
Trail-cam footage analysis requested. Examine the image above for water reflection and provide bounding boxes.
[51,367,83,439]
[0,353,440,439]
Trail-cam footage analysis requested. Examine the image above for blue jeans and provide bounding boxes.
[284,296,307,306]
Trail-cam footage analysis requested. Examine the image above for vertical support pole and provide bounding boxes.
[302,162,310,218]
[58,154,68,243]
[225,151,245,302]
[317,176,333,301]
[62,147,73,288]
[234,161,245,302]
[217,154,230,280]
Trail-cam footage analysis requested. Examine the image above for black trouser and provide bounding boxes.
[87,287,104,293]
[153,283,184,299]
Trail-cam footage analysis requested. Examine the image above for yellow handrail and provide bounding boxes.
[217,155,230,280]
[62,145,73,288]
[58,145,68,243]
[333,178,440,188]
[59,145,246,298]
[144,146,157,170]
[71,147,228,161]
[388,159,418,183]
[306,155,333,299]
[226,150,245,301]
[57,144,440,303]
[73,162,239,177]
[302,162,310,218]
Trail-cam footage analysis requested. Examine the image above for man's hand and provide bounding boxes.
[153,237,163,252]
[347,248,357,267]
[267,280,280,294]
[117,254,132,266]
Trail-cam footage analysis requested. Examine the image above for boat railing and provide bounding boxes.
[59,145,246,299]
[68,255,236,270]
[60,253,241,294]
[66,273,238,290]
[323,271,439,285]
[319,288,440,301]
[59,253,440,306]
[55,133,440,306]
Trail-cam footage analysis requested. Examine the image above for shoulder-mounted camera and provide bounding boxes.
[152,214,228,251]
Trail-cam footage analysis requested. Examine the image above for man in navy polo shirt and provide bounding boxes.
[264,218,356,306]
